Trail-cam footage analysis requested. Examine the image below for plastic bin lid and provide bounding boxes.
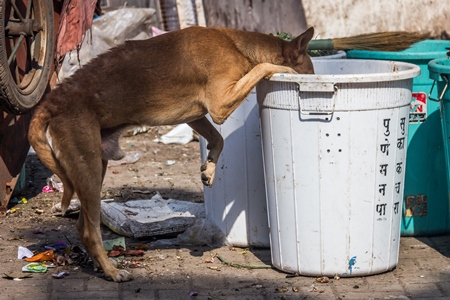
[347,40,450,60]
[428,57,450,81]
[269,59,420,84]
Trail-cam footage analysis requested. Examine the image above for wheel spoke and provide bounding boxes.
[10,0,25,22]
[26,35,31,68]
[26,0,32,19]
[8,38,19,84]
[7,34,25,65]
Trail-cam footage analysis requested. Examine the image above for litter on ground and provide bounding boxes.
[100,193,205,238]
[22,263,48,273]
[153,123,194,145]
[17,246,34,259]
[24,250,54,262]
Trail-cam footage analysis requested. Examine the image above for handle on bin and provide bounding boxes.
[428,75,449,102]
[297,82,338,115]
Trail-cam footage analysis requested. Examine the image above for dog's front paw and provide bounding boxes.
[200,161,216,187]
[278,66,298,75]
[265,66,297,79]
[116,270,133,282]
[104,269,133,282]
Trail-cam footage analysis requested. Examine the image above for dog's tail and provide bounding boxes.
[28,105,75,215]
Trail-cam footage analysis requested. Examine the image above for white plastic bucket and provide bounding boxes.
[200,52,346,247]
[257,59,420,276]
[200,90,268,247]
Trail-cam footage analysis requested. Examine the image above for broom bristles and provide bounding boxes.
[333,31,431,51]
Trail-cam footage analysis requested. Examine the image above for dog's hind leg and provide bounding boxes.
[81,159,108,262]
[56,126,132,282]
[187,117,223,187]
[60,179,75,215]
[101,159,108,185]
[75,165,132,281]
[77,162,132,282]
[41,127,75,215]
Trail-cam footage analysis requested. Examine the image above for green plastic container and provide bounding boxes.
[347,40,450,236]
[429,57,450,234]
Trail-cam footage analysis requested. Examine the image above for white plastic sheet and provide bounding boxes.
[153,123,194,145]
[59,7,156,81]
[100,193,206,238]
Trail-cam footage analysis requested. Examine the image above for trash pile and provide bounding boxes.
[3,241,86,280]
[3,237,148,281]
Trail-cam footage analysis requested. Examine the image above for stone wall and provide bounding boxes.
[202,0,448,39]
[203,0,308,35]
[302,0,449,39]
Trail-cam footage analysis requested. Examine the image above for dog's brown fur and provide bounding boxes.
[28,26,315,282]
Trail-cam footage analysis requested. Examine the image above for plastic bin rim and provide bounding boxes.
[346,40,450,60]
[269,59,420,84]
[428,58,450,81]
[428,57,450,74]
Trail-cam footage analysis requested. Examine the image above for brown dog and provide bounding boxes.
[28,26,315,282]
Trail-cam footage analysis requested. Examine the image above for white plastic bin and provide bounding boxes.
[257,59,420,276]
[200,52,346,247]
[200,90,269,247]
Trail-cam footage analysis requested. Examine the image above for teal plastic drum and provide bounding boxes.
[348,40,450,236]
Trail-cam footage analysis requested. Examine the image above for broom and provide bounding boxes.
[307,31,431,51]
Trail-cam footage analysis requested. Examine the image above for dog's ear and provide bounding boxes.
[292,27,314,53]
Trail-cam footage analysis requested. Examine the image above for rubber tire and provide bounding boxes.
[0,0,54,114]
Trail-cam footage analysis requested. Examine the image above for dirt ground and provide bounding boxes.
[1,126,206,276]
[2,125,450,300]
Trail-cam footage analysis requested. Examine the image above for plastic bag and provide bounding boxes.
[108,152,142,166]
[59,7,156,80]
[153,124,194,145]
[177,218,230,248]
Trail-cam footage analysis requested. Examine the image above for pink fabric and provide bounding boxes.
[42,185,54,193]
[56,0,98,61]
